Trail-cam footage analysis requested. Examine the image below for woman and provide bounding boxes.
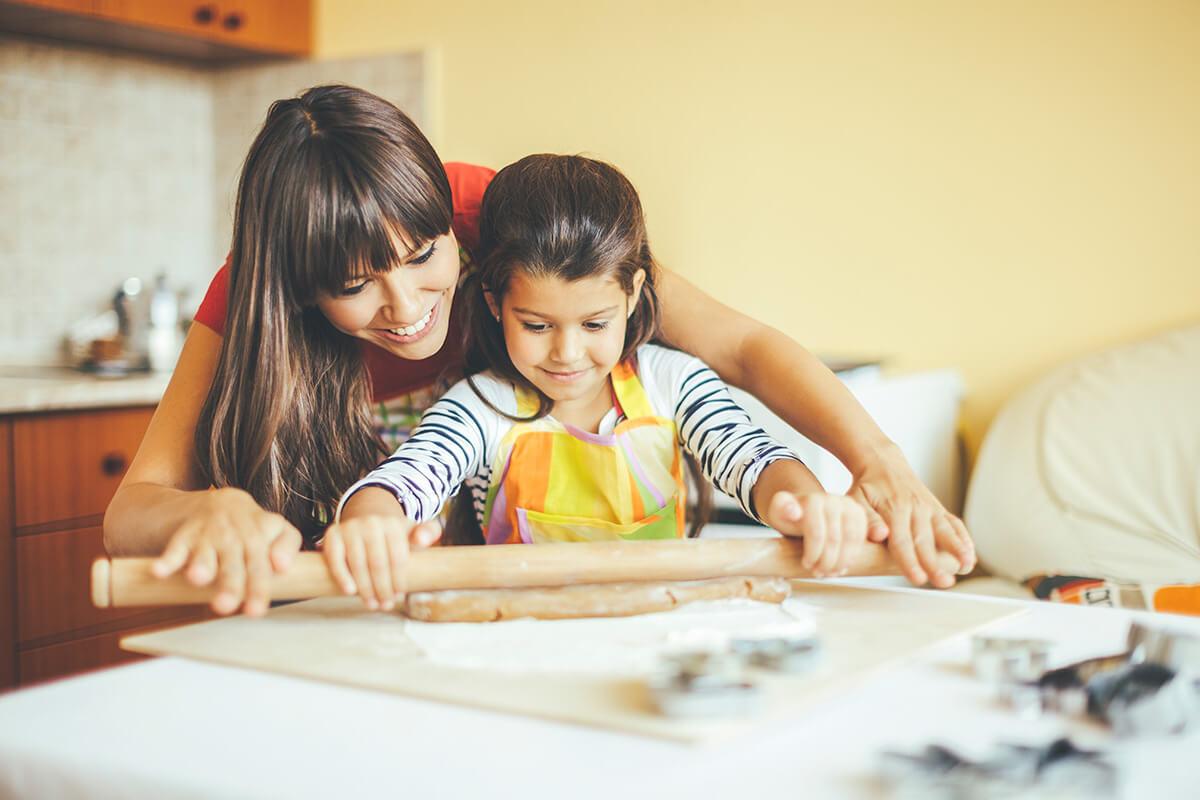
[104,85,974,616]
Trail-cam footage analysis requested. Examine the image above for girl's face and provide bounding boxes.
[490,269,645,415]
[317,229,460,361]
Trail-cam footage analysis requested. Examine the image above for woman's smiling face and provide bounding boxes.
[316,229,461,360]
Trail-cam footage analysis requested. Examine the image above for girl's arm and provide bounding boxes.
[321,380,492,609]
[750,459,868,579]
[321,485,440,612]
[661,349,801,522]
[656,267,974,588]
[103,324,302,616]
[656,345,870,576]
[334,380,491,524]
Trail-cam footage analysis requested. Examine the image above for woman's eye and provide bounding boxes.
[340,280,370,297]
[521,322,549,333]
[584,321,610,332]
[410,242,438,265]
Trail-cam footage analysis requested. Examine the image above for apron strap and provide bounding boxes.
[514,384,541,418]
[512,359,656,421]
[610,358,656,420]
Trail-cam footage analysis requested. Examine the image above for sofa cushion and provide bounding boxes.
[966,324,1200,584]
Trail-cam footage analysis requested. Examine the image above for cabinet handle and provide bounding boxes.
[101,453,127,477]
[222,12,244,31]
[193,5,217,24]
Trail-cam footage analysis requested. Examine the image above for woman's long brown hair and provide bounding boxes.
[457,154,710,538]
[194,85,453,543]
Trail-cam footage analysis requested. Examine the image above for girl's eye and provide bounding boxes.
[410,242,437,265]
[584,321,610,332]
[521,322,549,333]
[340,280,370,297]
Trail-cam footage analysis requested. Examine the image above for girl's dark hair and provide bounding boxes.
[195,85,453,542]
[454,153,709,540]
[463,154,661,418]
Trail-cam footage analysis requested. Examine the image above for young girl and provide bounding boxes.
[323,155,869,610]
[108,86,973,618]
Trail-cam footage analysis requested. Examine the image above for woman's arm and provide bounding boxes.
[656,267,974,588]
[103,324,301,615]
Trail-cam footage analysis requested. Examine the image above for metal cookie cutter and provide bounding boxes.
[1088,661,1200,737]
[998,680,1046,719]
[1035,652,1130,719]
[971,637,1058,718]
[971,636,1051,684]
[648,650,762,719]
[1037,649,1199,735]
[730,635,822,674]
[1126,622,1200,671]
[878,737,1117,800]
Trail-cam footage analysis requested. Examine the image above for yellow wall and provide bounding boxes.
[315,0,1200,456]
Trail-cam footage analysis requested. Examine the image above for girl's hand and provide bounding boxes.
[847,446,976,588]
[150,487,302,617]
[765,491,869,578]
[320,502,442,610]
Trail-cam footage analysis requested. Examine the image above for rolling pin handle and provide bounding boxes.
[91,558,112,608]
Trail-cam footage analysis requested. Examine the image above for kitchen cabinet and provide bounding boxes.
[0,0,311,61]
[0,405,208,690]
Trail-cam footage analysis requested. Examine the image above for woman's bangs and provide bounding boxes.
[366,144,452,253]
[289,141,451,305]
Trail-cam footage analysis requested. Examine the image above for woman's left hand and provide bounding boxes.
[847,445,976,588]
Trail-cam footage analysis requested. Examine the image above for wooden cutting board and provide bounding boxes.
[122,582,1022,744]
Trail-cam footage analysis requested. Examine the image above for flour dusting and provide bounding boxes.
[403,597,817,677]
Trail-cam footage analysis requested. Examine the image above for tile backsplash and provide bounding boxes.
[0,36,425,365]
[211,56,426,267]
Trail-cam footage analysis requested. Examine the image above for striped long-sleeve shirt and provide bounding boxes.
[338,344,803,525]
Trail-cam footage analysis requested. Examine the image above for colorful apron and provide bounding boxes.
[481,361,687,545]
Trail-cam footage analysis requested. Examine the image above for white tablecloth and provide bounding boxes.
[1,588,1197,799]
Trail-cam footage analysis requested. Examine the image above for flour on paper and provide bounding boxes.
[402,597,817,677]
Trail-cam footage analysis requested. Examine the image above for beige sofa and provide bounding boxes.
[963,324,1200,608]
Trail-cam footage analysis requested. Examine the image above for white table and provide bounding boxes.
[0,586,1196,799]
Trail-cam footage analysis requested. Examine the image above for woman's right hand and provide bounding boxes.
[150,487,302,617]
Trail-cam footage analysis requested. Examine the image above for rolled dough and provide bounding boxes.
[403,576,791,622]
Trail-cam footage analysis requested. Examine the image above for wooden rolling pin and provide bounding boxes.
[92,538,956,608]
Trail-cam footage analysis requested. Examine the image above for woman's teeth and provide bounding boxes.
[389,307,434,337]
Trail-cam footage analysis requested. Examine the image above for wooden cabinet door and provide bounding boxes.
[11,406,154,530]
[0,420,14,689]
[4,405,217,690]
[18,627,151,686]
[93,0,225,40]
[211,0,310,56]
[94,0,310,54]
[14,522,213,685]
[16,525,151,642]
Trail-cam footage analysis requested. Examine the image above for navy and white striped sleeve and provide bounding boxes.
[647,346,804,522]
[336,380,495,523]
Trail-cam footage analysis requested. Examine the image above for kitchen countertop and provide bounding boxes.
[0,365,171,414]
